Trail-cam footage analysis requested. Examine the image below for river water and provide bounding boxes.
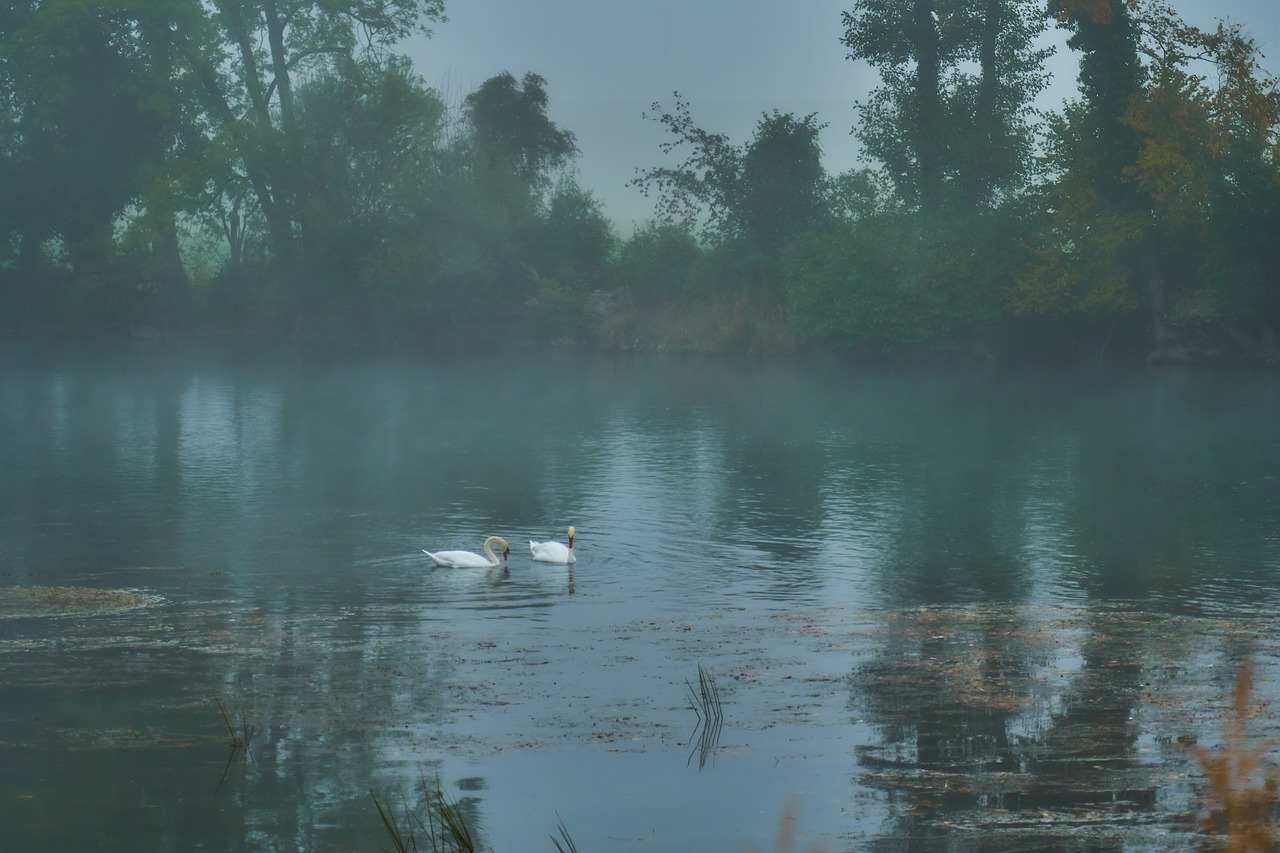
[1,342,1278,851]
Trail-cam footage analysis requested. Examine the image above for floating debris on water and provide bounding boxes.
[0,585,164,619]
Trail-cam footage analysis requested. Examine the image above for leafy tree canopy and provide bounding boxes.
[631,97,829,254]
[843,0,1052,212]
[463,71,578,192]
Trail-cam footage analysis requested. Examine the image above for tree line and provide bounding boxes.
[1,0,1277,362]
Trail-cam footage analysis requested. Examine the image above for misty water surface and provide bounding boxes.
[1,342,1279,852]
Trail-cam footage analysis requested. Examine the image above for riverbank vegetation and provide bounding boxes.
[0,0,1276,364]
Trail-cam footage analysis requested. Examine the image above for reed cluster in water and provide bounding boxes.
[373,772,478,853]
[1191,659,1279,852]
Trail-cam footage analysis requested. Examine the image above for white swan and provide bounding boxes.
[422,536,510,568]
[530,526,576,564]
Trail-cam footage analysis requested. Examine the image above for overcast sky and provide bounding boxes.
[404,0,1280,231]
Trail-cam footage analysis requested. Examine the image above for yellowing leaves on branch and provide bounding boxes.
[1122,71,1214,221]
[1013,0,1280,360]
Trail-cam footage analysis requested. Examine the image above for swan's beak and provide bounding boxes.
[568,536,574,548]
[502,546,510,560]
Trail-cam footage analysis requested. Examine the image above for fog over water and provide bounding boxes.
[2,343,1280,850]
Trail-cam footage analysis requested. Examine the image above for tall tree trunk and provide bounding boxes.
[912,0,943,214]
[193,3,297,261]
[969,0,1002,208]
[63,216,114,283]
[265,0,312,258]
[151,207,192,333]
[187,54,296,259]
[1141,243,1177,358]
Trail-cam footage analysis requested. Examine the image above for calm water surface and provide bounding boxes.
[1,342,1279,851]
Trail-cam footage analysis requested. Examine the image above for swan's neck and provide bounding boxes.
[482,537,507,565]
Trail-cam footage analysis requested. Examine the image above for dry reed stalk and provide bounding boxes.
[1192,659,1280,852]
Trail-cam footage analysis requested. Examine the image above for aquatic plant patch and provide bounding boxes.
[0,585,163,619]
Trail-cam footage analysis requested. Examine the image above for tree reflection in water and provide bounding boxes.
[849,604,1280,851]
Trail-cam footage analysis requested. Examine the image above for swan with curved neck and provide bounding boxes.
[423,536,510,568]
[530,526,575,564]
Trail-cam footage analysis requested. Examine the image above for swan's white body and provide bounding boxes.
[423,536,510,568]
[530,526,576,564]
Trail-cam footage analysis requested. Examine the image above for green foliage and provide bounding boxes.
[786,210,1013,352]
[1193,165,1280,341]
[624,99,832,346]
[523,180,616,339]
[182,0,447,265]
[290,58,451,339]
[630,95,741,239]
[613,222,703,305]
[463,72,578,193]
[1,0,1276,363]
[843,0,1052,212]
[527,267,594,344]
[1016,0,1280,360]
[785,223,932,352]
[603,222,796,353]
[631,98,830,258]
[1146,10,1280,353]
[738,111,829,254]
[0,0,189,330]
[1009,191,1142,318]
[297,58,447,234]
[539,179,617,289]
[831,0,1059,355]
[1049,0,1146,202]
